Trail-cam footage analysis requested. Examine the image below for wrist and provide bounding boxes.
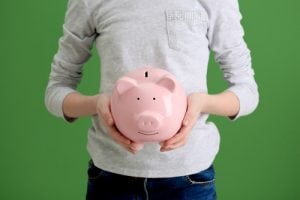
[89,94,99,116]
[199,92,212,114]
[198,91,240,117]
[188,92,211,115]
[63,93,100,118]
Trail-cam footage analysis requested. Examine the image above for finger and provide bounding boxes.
[96,94,109,113]
[160,117,197,152]
[183,93,203,126]
[182,106,199,127]
[108,126,131,146]
[162,98,200,147]
[160,140,186,152]
[159,122,190,147]
[163,118,197,147]
[97,114,106,127]
[129,142,144,151]
[163,130,187,147]
[98,107,114,127]
[96,95,138,154]
[108,126,144,154]
[160,131,187,151]
[160,125,194,151]
[121,144,137,154]
[96,94,113,124]
[106,124,143,154]
[103,112,114,126]
[122,142,144,154]
[166,131,189,148]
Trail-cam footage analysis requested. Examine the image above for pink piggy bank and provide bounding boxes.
[110,67,187,143]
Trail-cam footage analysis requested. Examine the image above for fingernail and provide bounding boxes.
[161,146,169,151]
[160,147,169,152]
[130,149,137,154]
[134,144,144,151]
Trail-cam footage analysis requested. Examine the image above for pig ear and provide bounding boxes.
[116,77,137,95]
[156,75,176,92]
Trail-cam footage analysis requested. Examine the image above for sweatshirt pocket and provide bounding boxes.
[165,10,208,51]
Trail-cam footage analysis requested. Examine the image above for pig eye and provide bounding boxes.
[137,97,140,100]
[153,97,156,100]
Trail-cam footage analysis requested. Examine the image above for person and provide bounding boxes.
[45,0,259,199]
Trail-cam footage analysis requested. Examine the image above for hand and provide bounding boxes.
[160,92,209,152]
[96,93,144,154]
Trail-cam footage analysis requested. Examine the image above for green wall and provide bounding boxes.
[1,0,299,199]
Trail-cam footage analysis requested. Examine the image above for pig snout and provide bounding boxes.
[136,112,163,134]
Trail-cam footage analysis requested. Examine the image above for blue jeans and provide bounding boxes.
[86,160,216,200]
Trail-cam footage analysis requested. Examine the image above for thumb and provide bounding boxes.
[183,111,196,126]
[182,103,199,127]
[97,94,114,126]
[103,111,114,126]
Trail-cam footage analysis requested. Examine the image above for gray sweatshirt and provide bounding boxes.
[45,0,259,177]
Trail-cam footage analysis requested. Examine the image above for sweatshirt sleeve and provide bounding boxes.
[206,0,259,120]
[45,0,97,121]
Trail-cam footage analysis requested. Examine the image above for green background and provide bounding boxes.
[1,0,299,199]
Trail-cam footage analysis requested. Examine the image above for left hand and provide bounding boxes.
[160,92,209,152]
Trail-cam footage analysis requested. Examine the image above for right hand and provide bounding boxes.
[96,93,144,154]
